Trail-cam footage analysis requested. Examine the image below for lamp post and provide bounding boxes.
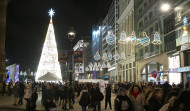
[68,31,75,84]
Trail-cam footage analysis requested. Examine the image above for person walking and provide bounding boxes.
[129,85,145,111]
[43,83,56,111]
[92,87,104,111]
[13,82,20,105]
[114,87,134,111]
[105,84,112,109]
[24,84,32,104]
[62,83,69,110]
[79,86,91,111]
[69,85,75,109]
[147,88,163,111]
[8,80,13,96]
[2,81,6,96]
[27,87,38,111]
[18,81,25,105]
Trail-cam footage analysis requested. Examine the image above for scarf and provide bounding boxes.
[132,91,140,99]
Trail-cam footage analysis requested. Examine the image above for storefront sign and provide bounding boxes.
[178,66,190,72]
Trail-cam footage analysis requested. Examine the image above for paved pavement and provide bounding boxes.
[0,92,116,111]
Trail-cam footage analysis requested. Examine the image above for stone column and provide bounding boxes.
[0,0,9,83]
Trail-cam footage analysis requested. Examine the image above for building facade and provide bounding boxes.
[117,0,136,82]
[134,0,168,83]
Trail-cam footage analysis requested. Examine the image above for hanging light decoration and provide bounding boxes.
[92,67,96,71]
[120,52,126,60]
[140,32,150,46]
[94,51,101,61]
[96,67,99,71]
[93,62,98,68]
[100,68,103,71]
[108,52,113,60]
[152,32,162,45]
[98,62,102,68]
[131,31,137,45]
[85,67,89,71]
[106,30,116,45]
[89,62,93,68]
[113,51,120,60]
[118,31,127,44]
[107,62,111,68]
[102,52,108,61]
[89,67,92,71]
[102,62,106,68]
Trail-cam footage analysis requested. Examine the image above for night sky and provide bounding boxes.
[5,0,113,71]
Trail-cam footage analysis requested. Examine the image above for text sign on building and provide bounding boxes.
[178,66,190,72]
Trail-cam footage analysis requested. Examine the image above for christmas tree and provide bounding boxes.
[35,9,62,82]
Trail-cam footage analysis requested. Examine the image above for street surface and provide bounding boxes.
[0,92,116,111]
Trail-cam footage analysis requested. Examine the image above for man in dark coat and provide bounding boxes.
[2,81,6,96]
[114,88,134,111]
[62,83,69,110]
[18,81,25,105]
[79,86,90,111]
[91,87,104,111]
[105,85,112,109]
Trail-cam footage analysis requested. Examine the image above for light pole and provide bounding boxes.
[68,31,75,84]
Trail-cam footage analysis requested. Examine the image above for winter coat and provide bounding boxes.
[63,85,69,99]
[24,88,32,99]
[19,83,25,96]
[129,93,144,111]
[13,86,20,97]
[91,90,104,102]
[159,97,176,111]
[114,95,134,111]
[79,90,90,107]
[43,88,55,103]
[148,97,162,111]
[105,87,111,98]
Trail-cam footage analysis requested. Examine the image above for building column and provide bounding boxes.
[145,64,148,82]
[0,0,9,83]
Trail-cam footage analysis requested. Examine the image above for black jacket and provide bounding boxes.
[114,95,134,111]
[148,97,162,111]
[79,91,90,107]
[92,90,104,102]
[105,87,111,98]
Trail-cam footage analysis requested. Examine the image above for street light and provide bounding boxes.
[68,31,75,84]
[161,3,170,12]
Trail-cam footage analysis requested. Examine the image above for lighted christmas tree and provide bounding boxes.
[35,9,62,82]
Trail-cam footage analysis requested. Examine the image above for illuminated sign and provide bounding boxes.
[178,66,190,72]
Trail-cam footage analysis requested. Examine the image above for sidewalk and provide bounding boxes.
[0,92,116,111]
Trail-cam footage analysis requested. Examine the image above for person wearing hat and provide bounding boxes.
[114,87,134,111]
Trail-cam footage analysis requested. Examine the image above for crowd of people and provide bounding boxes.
[1,81,190,111]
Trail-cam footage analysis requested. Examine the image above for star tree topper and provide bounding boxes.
[48,8,55,18]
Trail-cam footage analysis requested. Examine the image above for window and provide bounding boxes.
[149,11,153,19]
[133,62,136,67]
[149,27,153,36]
[140,49,143,57]
[129,63,132,68]
[150,44,154,52]
[139,21,143,28]
[133,68,136,82]
[144,1,147,8]
[139,7,143,14]
[155,23,158,31]
[129,69,132,82]
[145,46,149,53]
[144,16,148,23]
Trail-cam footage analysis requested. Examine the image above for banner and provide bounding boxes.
[58,50,68,62]
[74,63,84,73]
[73,51,83,62]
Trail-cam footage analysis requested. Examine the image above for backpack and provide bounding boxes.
[99,92,104,101]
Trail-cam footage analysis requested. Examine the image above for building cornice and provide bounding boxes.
[117,0,134,24]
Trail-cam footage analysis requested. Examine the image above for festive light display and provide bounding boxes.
[120,52,126,60]
[152,32,162,45]
[118,31,127,44]
[102,62,107,68]
[106,30,116,45]
[102,52,108,61]
[131,31,137,45]
[108,52,113,60]
[113,51,120,60]
[36,9,62,82]
[140,32,150,46]
[94,51,101,61]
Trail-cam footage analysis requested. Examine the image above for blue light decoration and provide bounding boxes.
[118,31,127,44]
[106,30,116,45]
[131,31,137,45]
[183,17,188,25]
[140,32,150,46]
[152,32,162,45]
[102,52,108,61]
[108,52,113,61]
